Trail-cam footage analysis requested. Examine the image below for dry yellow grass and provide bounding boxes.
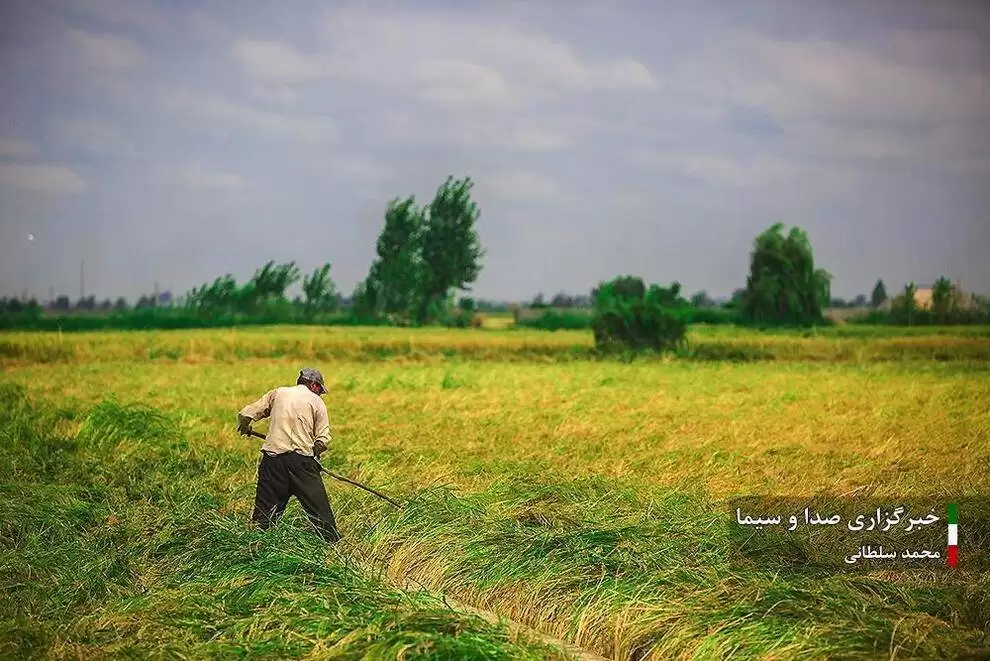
[3,324,990,366]
[5,356,987,503]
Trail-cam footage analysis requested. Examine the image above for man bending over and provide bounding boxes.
[237,367,340,543]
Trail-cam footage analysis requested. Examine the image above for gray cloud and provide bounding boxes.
[0,0,987,303]
[65,27,146,71]
[231,39,323,84]
[0,164,87,194]
[48,118,132,155]
[723,104,784,136]
[0,138,39,158]
[158,87,338,143]
[174,164,245,191]
[64,0,169,33]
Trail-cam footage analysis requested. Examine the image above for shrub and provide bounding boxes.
[444,313,472,328]
[592,277,688,354]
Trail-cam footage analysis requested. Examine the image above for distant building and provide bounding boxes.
[158,291,173,306]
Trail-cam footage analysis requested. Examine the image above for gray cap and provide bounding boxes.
[299,367,327,394]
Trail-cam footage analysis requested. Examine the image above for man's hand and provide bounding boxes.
[314,439,327,459]
[237,415,253,437]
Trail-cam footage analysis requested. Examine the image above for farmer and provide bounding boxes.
[236,367,341,543]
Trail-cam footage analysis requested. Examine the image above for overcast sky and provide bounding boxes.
[1,0,988,303]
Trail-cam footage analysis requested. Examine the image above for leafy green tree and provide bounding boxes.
[185,261,299,317]
[871,279,887,308]
[350,279,378,320]
[891,281,918,325]
[240,261,300,314]
[75,295,96,310]
[603,276,646,301]
[932,276,953,318]
[187,274,239,315]
[691,290,715,308]
[417,176,484,323]
[360,175,484,325]
[653,281,684,306]
[301,263,339,318]
[741,223,831,326]
[366,197,425,321]
[1,298,23,314]
[726,288,746,309]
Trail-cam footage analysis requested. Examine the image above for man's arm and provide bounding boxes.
[313,400,331,458]
[237,390,276,435]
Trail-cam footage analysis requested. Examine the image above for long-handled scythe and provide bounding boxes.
[247,429,404,509]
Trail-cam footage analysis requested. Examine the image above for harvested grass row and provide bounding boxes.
[353,479,990,660]
[3,325,990,366]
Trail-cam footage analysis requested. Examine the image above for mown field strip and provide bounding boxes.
[341,544,609,661]
[438,597,608,661]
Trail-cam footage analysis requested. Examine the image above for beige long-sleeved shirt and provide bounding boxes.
[238,384,331,457]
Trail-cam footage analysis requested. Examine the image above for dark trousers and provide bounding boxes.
[252,451,341,543]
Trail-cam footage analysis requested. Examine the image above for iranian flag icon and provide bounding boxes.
[947,503,958,568]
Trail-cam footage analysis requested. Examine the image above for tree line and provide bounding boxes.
[2,176,988,338]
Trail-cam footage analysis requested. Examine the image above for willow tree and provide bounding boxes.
[741,223,831,326]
